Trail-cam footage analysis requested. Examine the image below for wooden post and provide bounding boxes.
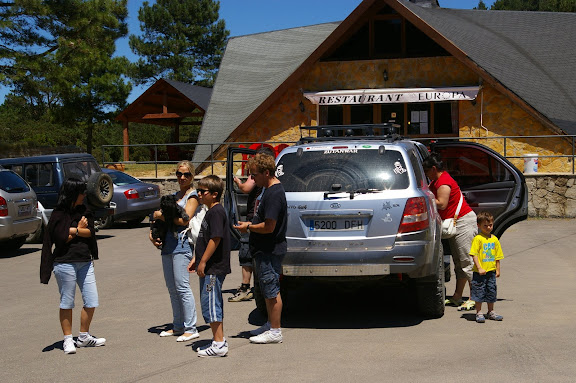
[123,120,129,161]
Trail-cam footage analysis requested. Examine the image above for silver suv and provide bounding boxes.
[0,168,41,253]
[226,124,527,318]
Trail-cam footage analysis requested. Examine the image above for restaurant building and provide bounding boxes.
[193,0,576,173]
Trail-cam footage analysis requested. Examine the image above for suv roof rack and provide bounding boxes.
[298,123,403,144]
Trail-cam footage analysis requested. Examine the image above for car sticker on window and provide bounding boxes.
[393,161,407,175]
[275,164,284,178]
[323,149,358,154]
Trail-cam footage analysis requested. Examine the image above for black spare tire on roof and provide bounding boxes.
[86,172,113,208]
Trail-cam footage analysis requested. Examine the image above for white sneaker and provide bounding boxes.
[63,337,76,354]
[197,341,228,357]
[76,334,106,347]
[249,330,283,344]
[249,322,271,336]
[176,331,200,342]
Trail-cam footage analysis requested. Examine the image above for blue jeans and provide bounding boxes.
[53,262,99,309]
[161,252,197,332]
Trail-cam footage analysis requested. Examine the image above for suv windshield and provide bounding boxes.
[277,148,409,192]
[0,171,31,193]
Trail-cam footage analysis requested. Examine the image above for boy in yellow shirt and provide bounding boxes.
[469,212,504,323]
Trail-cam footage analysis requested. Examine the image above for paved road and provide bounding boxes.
[1,219,575,383]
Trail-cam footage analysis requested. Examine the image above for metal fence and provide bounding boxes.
[101,134,576,176]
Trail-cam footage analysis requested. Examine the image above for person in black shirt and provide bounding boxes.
[188,175,231,357]
[235,154,287,344]
[229,146,276,302]
[40,178,105,354]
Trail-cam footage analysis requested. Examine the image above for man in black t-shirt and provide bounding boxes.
[229,147,276,302]
[235,153,287,344]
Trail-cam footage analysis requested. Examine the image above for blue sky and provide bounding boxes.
[1,0,494,104]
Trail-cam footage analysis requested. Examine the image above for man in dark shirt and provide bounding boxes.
[235,153,287,344]
[229,147,276,302]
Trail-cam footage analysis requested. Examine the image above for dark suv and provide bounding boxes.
[226,125,528,318]
[0,153,114,241]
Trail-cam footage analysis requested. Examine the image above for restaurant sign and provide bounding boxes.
[304,86,480,105]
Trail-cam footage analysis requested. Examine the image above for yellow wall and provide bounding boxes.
[207,56,573,174]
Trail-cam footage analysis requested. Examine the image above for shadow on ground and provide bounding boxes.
[242,281,428,330]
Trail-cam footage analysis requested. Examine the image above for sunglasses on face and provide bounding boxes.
[176,171,192,178]
[197,188,210,195]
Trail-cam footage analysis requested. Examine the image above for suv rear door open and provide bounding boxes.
[224,147,256,248]
[431,141,528,237]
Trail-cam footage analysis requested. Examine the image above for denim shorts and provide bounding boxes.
[471,271,497,303]
[253,251,285,299]
[53,262,99,309]
[199,274,226,323]
[238,234,252,267]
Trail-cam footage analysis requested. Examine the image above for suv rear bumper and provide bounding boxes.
[283,239,438,279]
[0,216,41,240]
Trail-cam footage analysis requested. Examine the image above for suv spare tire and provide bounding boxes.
[86,172,113,208]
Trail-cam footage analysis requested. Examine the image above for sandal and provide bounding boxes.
[457,299,476,311]
[444,297,464,307]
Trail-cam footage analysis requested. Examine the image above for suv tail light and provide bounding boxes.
[124,189,139,199]
[398,197,429,233]
[0,197,7,216]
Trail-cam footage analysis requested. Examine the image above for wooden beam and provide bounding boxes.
[122,120,130,161]
[141,112,203,119]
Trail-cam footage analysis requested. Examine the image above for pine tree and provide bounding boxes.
[0,0,132,153]
[129,0,229,87]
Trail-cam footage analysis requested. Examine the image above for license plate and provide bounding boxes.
[309,219,364,231]
[18,204,32,217]
[144,190,156,197]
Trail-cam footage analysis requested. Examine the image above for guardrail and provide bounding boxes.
[101,141,297,177]
[101,134,576,176]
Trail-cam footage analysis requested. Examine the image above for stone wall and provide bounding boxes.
[141,174,576,218]
[527,174,576,218]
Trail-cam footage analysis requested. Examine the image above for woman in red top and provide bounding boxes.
[423,153,477,311]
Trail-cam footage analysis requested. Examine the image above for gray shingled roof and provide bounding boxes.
[194,2,576,164]
[402,1,576,134]
[164,79,212,112]
[193,23,339,163]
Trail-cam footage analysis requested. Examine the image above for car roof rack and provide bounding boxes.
[298,123,403,144]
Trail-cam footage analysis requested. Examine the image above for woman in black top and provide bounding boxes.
[40,178,106,354]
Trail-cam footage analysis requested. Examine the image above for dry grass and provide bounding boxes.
[121,163,177,178]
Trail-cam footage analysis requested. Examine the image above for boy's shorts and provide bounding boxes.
[471,271,497,303]
[199,274,226,323]
[253,251,285,299]
[238,234,252,267]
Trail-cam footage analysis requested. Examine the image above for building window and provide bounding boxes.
[408,103,430,135]
[323,10,449,61]
[320,101,458,136]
